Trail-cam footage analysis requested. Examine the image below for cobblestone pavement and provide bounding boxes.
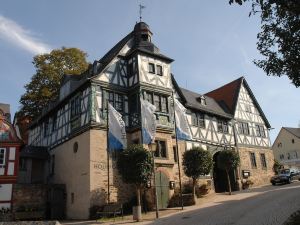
[60,181,300,225]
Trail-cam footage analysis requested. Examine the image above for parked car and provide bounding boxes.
[270,169,300,185]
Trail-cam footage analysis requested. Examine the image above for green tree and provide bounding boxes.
[19,47,89,120]
[217,150,240,195]
[230,0,300,87]
[117,144,153,221]
[182,147,213,200]
[273,159,283,174]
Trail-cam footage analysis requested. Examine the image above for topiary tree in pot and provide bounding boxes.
[117,144,153,221]
[182,147,213,201]
[217,150,240,195]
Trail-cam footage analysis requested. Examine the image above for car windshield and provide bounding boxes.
[279,169,290,175]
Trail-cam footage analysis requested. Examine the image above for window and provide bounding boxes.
[154,140,167,158]
[198,96,206,105]
[0,148,6,166]
[173,146,178,163]
[223,121,229,133]
[115,93,123,112]
[104,91,124,113]
[260,153,267,168]
[250,152,257,168]
[292,139,295,143]
[146,92,153,103]
[198,113,205,128]
[245,104,251,113]
[19,158,27,171]
[256,124,266,137]
[52,114,57,132]
[191,113,198,126]
[148,63,155,73]
[44,120,49,137]
[191,113,205,128]
[71,96,81,117]
[156,65,163,76]
[238,122,249,135]
[278,142,282,148]
[154,94,160,111]
[127,63,133,77]
[71,193,75,204]
[217,120,229,133]
[146,92,168,113]
[161,96,168,113]
[279,154,284,160]
[51,155,55,175]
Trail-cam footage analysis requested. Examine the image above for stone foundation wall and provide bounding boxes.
[12,184,48,213]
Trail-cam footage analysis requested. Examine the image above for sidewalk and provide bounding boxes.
[60,185,272,225]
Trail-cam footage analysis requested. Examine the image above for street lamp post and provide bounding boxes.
[149,142,159,219]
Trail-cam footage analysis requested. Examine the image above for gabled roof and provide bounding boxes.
[205,77,243,115]
[206,76,271,128]
[283,127,300,139]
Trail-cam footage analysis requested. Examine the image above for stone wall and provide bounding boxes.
[12,184,48,214]
[238,147,274,187]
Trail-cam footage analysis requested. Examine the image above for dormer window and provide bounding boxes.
[141,34,150,42]
[148,63,155,73]
[156,65,163,76]
[197,96,206,105]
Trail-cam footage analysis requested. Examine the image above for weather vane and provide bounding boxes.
[139,4,146,22]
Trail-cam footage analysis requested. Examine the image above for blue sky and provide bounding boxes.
[0,0,299,142]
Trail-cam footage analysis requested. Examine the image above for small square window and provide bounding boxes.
[156,65,163,76]
[148,63,155,73]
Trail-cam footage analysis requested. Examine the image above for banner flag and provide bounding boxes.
[108,103,127,150]
[174,98,192,140]
[140,98,157,144]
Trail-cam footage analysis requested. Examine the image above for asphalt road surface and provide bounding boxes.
[143,181,300,225]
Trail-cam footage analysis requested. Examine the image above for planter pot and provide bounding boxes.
[132,206,142,221]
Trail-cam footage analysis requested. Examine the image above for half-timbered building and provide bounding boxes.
[26,22,274,219]
[0,103,22,210]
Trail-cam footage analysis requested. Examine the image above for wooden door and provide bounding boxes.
[155,171,169,209]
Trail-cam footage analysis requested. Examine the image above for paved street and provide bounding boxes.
[61,182,300,225]
[139,182,300,225]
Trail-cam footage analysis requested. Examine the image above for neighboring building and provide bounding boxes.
[272,127,300,170]
[0,103,23,210]
[17,146,49,184]
[26,22,274,219]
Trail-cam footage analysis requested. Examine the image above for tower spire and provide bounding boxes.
[139,4,145,22]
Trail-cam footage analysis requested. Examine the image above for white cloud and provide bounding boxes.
[0,15,51,55]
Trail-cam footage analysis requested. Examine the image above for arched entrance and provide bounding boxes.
[213,151,238,193]
[155,171,169,209]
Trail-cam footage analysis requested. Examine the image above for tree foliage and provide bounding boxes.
[217,150,240,195]
[230,0,300,87]
[117,144,153,208]
[182,147,213,199]
[273,159,283,174]
[117,144,153,186]
[19,47,89,120]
